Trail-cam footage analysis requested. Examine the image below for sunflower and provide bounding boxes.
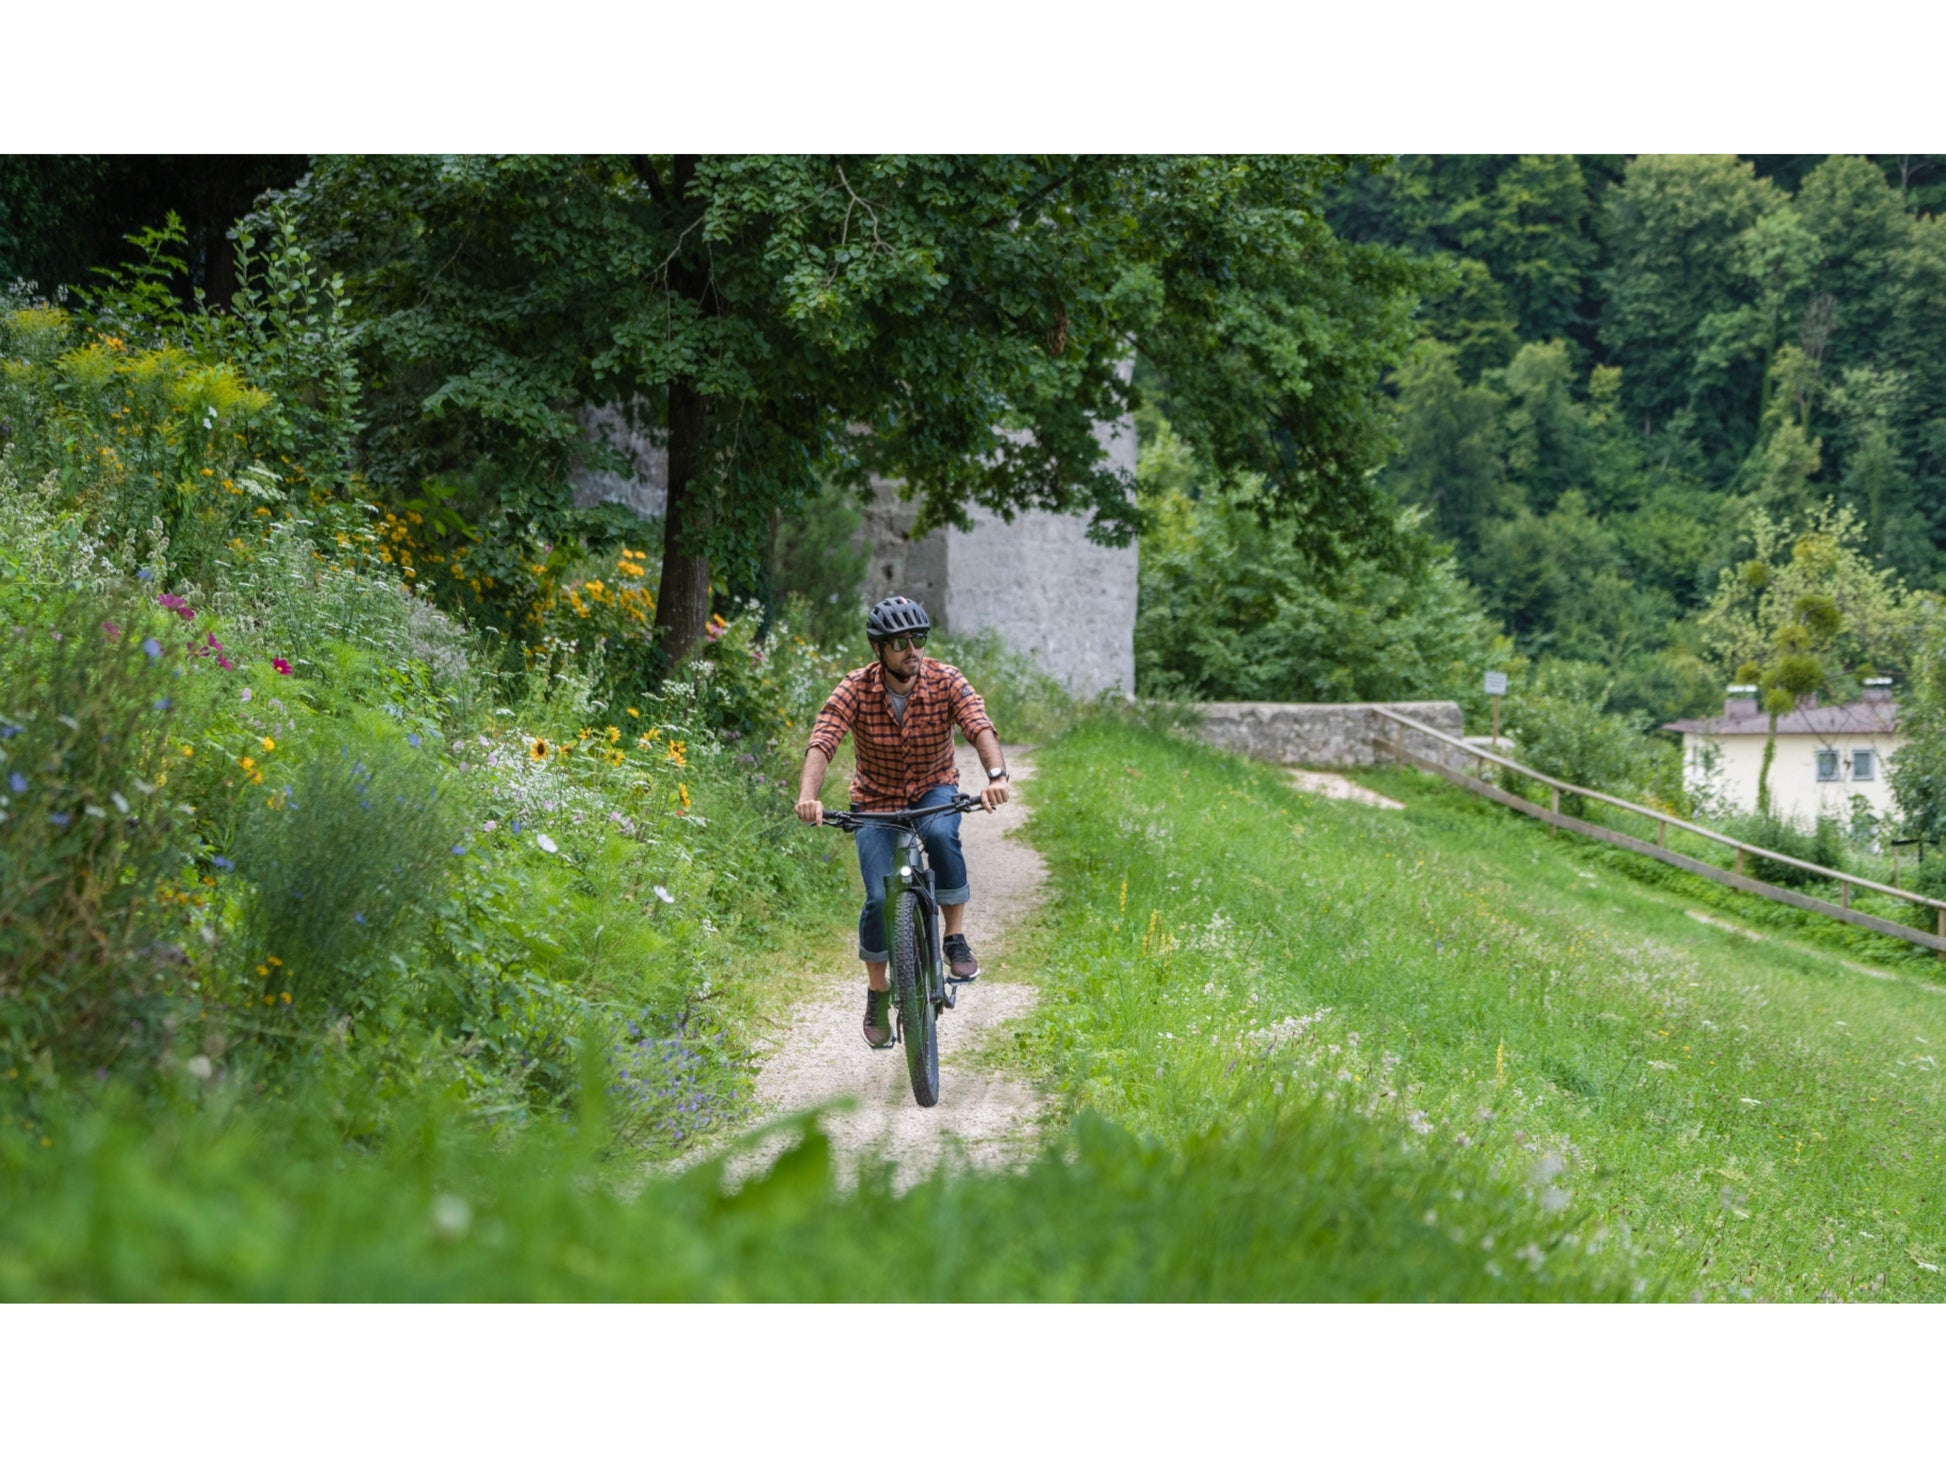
[529,737,550,762]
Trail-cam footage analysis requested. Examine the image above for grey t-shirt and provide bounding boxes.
[886,689,910,723]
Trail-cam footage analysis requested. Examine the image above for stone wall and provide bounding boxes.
[570,402,667,518]
[862,373,1139,698]
[1194,700,1471,771]
[573,387,1142,698]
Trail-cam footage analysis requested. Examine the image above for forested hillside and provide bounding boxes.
[1333,154,1946,726]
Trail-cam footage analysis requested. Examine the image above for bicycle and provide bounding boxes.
[818,792,985,1108]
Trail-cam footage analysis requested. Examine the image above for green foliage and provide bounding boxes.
[1890,603,1946,851]
[0,588,190,1075]
[0,1088,1634,1302]
[1135,414,1504,705]
[227,733,466,1026]
[279,154,1426,659]
[926,629,1079,745]
[1,215,362,589]
[1498,662,1662,811]
[772,477,869,647]
[1720,811,1847,890]
[1379,338,1511,548]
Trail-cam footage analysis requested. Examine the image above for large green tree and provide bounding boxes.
[281,155,1422,665]
[1599,155,1786,478]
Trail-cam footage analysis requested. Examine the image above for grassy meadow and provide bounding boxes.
[1016,720,1946,1302]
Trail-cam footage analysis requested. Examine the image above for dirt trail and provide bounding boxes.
[728,743,1050,1189]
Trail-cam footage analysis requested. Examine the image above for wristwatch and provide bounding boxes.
[987,766,1009,782]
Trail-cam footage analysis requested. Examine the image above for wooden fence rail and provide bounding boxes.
[1368,707,1946,957]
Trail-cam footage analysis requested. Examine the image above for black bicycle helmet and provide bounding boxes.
[866,595,932,642]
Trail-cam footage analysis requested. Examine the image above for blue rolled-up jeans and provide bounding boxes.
[854,783,969,961]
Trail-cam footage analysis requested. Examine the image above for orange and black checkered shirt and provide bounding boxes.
[807,658,996,811]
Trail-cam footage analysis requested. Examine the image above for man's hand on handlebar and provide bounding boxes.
[794,797,824,826]
[979,776,1010,813]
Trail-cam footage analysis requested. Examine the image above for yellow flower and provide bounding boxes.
[678,782,691,812]
[626,707,640,718]
[607,749,624,767]
[260,736,275,753]
[181,744,194,758]
[280,991,292,1005]
[607,725,621,744]
[238,756,255,770]
[256,964,269,978]
[267,956,282,967]
[530,738,550,762]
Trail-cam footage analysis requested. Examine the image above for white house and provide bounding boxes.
[1664,681,1901,827]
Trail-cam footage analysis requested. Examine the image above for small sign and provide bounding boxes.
[1484,670,1508,697]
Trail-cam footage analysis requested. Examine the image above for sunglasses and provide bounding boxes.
[880,634,927,652]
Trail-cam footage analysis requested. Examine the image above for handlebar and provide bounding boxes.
[816,792,985,832]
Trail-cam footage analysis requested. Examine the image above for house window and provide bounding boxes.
[1816,749,1840,782]
[1852,748,1876,781]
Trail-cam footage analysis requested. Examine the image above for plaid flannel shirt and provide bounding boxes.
[807,658,996,811]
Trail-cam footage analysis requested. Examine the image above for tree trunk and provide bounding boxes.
[654,378,713,666]
[647,155,716,671]
[1757,713,1778,818]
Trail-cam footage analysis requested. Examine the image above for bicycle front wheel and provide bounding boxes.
[889,889,940,1107]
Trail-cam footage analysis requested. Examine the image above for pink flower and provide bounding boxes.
[103,621,122,641]
[216,656,234,671]
[272,658,292,675]
[240,687,253,702]
[156,594,194,621]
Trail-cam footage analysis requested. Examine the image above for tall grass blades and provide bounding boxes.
[228,735,466,1027]
[0,589,188,1075]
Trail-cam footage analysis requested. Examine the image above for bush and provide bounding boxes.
[928,628,1079,744]
[0,587,191,1075]
[1722,811,1847,890]
[1134,424,1504,707]
[1500,661,1659,813]
[225,732,467,1028]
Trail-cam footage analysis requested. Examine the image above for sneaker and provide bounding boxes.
[943,933,980,982]
[862,987,894,1048]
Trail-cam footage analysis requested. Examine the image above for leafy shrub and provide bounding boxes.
[928,628,1078,744]
[1722,811,1847,890]
[226,733,467,1027]
[1500,662,1659,813]
[773,477,870,647]
[1134,428,1503,707]
[211,516,476,705]
[0,588,190,1074]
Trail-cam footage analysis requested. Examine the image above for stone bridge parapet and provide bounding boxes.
[1193,700,1472,772]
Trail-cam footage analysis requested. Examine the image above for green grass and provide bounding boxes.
[0,1081,1627,1301]
[1017,721,1946,1301]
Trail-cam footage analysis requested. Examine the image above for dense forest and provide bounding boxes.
[1341,154,1946,724]
[1004,156,1946,737]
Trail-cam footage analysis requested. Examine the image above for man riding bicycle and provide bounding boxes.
[795,596,1011,1048]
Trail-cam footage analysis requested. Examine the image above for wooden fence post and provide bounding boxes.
[1736,848,1746,879]
[1657,822,1666,849]
[1841,882,1851,910]
[1549,787,1559,837]
[1937,908,1944,961]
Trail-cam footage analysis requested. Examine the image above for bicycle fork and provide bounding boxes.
[882,831,954,1015]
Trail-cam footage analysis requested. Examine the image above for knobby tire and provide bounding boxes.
[890,889,940,1107]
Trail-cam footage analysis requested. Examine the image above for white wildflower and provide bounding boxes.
[535,832,559,854]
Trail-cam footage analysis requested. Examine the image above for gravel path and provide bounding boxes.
[723,743,1050,1190]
